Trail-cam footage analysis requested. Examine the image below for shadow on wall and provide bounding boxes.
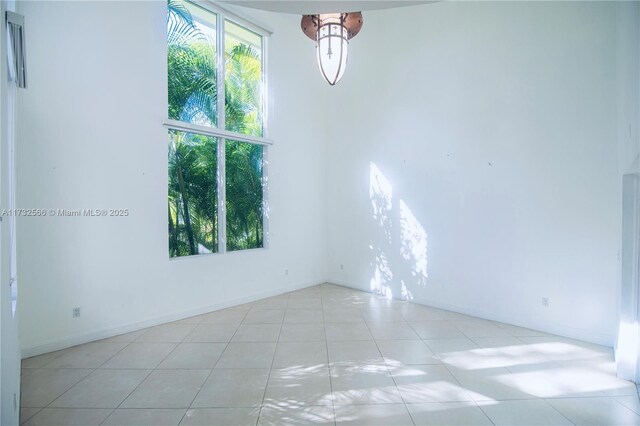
[368,162,429,301]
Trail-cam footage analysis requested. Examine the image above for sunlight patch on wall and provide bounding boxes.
[400,280,414,301]
[369,162,393,235]
[370,250,394,299]
[399,200,428,284]
[368,162,429,298]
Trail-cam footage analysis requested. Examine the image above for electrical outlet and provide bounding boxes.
[340,264,344,270]
[541,297,549,308]
[73,307,81,318]
[284,269,289,275]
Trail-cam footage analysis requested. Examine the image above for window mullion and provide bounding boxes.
[217,13,227,254]
[217,138,226,254]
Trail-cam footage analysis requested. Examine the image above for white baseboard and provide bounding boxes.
[328,278,615,347]
[21,279,325,359]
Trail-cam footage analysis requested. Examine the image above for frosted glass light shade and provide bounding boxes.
[316,15,348,85]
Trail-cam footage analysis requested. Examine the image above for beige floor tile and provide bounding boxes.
[215,342,277,368]
[45,342,128,368]
[408,402,493,426]
[331,365,402,405]
[23,408,112,425]
[158,343,226,369]
[547,397,640,425]
[409,321,465,339]
[279,324,326,342]
[232,324,281,342]
[259,405,335,426]
[504,364,635,398]
[272,341,328,368]
[399,306,445,322]
[287,298,323,309]
[19,407,42,425]
[616,395,640,415]
[181,408,259,425]
[377,339,440,366]
[450,320,511,338]
[289,288,323,298]
[518,336,612,363]
[361,308,406,322]
[191,369,269,408]
[323,308,365,323]
[264,366,332,406]
[325,323,373,341]
[478,399,572,425]
[22,350,70,369]
[390,365,472,403]
[284,309,324,323]
[21,369,93,407]
[423,338,479,355]
[448,366,535,401]
[368,322,420,340]
[334,404,413,425]
[20,284,634,426]
[243,309,285,324]
[136,324,196,343]
[102,408,186,425]
[183,324,238,343]
[100,343,176,369]
[120,369,210,408]
[50,369,150,408]
[470,337,524,348]
[327,341,384,366]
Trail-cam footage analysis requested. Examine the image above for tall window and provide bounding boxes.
[166,0,269,258]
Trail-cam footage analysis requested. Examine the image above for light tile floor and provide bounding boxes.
[20,284,640,425]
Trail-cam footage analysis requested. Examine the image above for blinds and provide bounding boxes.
[6,11,26,88]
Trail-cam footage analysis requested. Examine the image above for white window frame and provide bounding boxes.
[165,0,271,256]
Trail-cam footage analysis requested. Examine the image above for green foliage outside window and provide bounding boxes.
[167,0,264,257]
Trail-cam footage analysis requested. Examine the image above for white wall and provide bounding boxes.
[326,1,622,346]
[17,0,635,355]
[615,1,640,381]
[617,2,640,177]
[17,1,328,356]
[1,1,22,423]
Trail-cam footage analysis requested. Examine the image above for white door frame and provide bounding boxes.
[617,171,640,383]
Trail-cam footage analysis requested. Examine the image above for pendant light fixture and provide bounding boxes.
[301,12,363,85]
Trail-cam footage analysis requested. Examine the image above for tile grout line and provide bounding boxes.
[22,284,633,425]
[321,288,338,426]
[255,291,288,426]
[537,399,578,426]
[97,307,245,424]
[25,334,137,409]
[364,302,417,426]
[105,319,203,418]
[178,304,252,425]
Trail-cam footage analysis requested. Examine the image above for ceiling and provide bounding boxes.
[219,1,433,15]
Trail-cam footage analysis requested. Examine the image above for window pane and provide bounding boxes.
[168,130,218,257]
[225,20,263,137]
[167,0,217,127]
[226,140,264,251]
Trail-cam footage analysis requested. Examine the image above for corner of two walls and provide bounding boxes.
[16,0,634,356]
[16,2,330,358]
[325,1,626,347]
